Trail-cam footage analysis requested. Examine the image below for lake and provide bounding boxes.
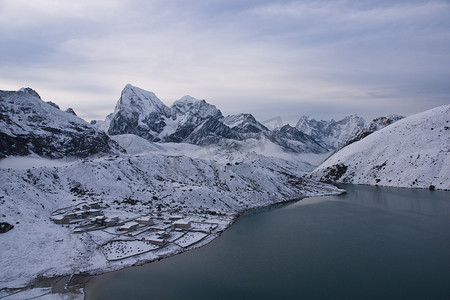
[86,185,450,299]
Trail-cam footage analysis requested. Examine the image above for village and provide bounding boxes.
[50,202,233,262]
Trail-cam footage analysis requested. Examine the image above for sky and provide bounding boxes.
[1,0,449,125]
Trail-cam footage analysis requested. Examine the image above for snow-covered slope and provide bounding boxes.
[0,149,341,290]
[344,115,404,147]
[296,114,366,150]
[310,105,450,190]
[0,88,122,158]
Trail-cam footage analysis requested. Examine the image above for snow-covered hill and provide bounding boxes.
[310,105,450,190]
[0,86,341,294]
[0,88,122,158]
[344,115,404,147]
[0,146,341,290]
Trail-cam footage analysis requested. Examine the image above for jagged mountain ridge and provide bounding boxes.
[295,114,366,150]
[0,84,404,158]
[223,113,269,134]
[104,85,237,144]
[265,125,328,154]
[97,84,405,154]
[344,115,404,146]
[0,88,123,159]
[98,84,328,153]
[295,114,404,150]
[107,84,172,140]
[310,105,450,190]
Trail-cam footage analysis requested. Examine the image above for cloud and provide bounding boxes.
[0,0,449,123]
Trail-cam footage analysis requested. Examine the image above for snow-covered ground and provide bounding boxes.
[0,156,77,170]
[111,134,332,172]
[0,144,342,298]
[311,104,450,190]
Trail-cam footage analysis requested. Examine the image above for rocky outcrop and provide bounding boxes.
[0,88,123,158]
[266,125,328,153]
[0,222,14,234]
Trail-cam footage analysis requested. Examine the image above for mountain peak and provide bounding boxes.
[311,104,450,190]
[107,85,172,139]
[18,87,41,99]
[0,88,122,158]
[171,96,221,119]
[173,95,199,106]
[295,115,366,150]
[223,113,269,133]
[116,84,172,118]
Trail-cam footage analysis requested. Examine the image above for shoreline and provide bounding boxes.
[82,192,343,298]
[1,192,344,299]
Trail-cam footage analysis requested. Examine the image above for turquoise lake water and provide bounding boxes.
[86,185,450,299]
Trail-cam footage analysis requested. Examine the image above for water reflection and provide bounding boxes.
[335,184,450,218]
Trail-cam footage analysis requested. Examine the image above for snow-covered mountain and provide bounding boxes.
[265,125,328,154]
[295,114,405,150]
[96,84,328,153]
[101,85,236,144]
[223,113,269,133]
[295,114,366,150]
[344,115,404,147]
[107,84,172,140]
[0,88,122,158]
[310,105,450,190]
[165,95,240,144]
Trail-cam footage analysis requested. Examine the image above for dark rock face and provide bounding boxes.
[186,117,242,145]
[0,132,30,158]
[318,163,348,183]
[345,115,404,147]
[107,84,171,141]
[266,125,328,153]
[0,222,14,233]
[0,89,123,159]
[65,108,77,116]
[164,123,197,143]
[46,101,60,109]
[108,110,169,141]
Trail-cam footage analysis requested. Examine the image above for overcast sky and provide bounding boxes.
[1,0,449,124]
